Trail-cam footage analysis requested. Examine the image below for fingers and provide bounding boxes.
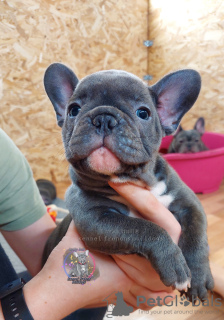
[128,285,175,310]
[112,255,173,292]
[113,253,153,273]
[108,182,181,243]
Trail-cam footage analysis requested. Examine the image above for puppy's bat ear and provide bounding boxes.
[174,124,183,137]
[150,69,201,135]
[194,117,205,135]
[44,63,79,127]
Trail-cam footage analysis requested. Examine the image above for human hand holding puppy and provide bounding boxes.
[16,185,180,320]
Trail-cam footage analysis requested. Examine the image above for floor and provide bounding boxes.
[56,179,224,320]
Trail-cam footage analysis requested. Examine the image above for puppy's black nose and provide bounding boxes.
[92,114,117,135]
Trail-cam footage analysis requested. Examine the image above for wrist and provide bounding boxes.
[23,274,57,320]
[23,269,81,320]
[23,268,88,320]
[0,278,34,320]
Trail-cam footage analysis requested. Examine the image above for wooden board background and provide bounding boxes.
[0,0,148,182]
[149,0,224,133]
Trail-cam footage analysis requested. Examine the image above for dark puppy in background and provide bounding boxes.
[168,117,209,153]
[42,64,214,301]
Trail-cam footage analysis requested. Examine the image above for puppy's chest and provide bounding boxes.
[108,181,174,218]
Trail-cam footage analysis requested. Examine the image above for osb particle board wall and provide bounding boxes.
[149,0,224,133]
[1,0,224,184]
[0,0,148,183]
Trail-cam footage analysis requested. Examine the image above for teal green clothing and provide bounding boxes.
[0,129,46,231]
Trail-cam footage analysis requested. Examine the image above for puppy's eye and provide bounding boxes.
[136,107,151,120]
[68,104,81,118]
[179,140,183,143]
[195,139,199,142]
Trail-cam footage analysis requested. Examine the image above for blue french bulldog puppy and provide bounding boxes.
[42,64,214,301]
[168,117,209,153]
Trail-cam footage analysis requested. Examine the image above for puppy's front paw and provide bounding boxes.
[151,243,191,289]
[182,263,214,302]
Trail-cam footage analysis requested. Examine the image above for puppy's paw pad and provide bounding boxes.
[175,278,191,291]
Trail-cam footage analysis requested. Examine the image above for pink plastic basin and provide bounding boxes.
[159,132,224,194]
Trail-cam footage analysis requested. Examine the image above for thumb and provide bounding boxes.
[108,182,181,244]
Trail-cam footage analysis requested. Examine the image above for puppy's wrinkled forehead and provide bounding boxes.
[74,70,150,103]
[178,130,201,140]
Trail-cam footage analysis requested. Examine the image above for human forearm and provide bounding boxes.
[1,213,56,276]
[23,271,81,320]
